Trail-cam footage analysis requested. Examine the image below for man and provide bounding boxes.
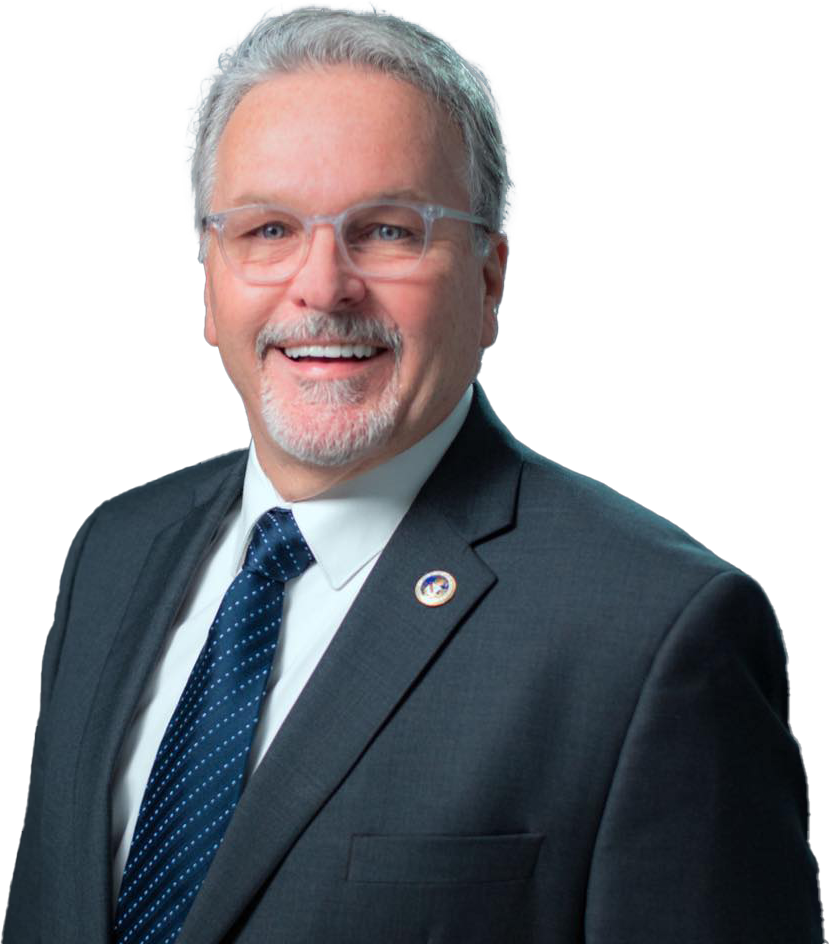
[3,7,823,944]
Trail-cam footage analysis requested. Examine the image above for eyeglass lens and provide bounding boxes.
[219,204,429,280]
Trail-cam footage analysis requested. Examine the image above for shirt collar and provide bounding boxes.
[234,385,473,590]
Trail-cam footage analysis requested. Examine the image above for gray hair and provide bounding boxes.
[191,7,511,253]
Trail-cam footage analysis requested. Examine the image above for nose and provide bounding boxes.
[286,223,366,311]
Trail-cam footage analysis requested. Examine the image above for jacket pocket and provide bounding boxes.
[346,832,544,884]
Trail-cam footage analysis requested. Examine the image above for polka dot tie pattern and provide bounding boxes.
[113,508,314,944]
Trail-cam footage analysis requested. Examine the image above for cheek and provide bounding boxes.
[207,276,276,352]
[390,273,479,365]
[396,298,479,386]
[428,268,486,352]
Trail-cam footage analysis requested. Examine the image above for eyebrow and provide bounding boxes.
[225,188,431,208]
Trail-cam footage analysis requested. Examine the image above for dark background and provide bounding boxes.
[2,0,826,906]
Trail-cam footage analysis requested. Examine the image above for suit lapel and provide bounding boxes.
[72,454,247,944]
[179,387,523,944]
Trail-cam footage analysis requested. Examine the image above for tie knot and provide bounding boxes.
[243,507,315,583]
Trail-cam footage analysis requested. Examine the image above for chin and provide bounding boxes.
[260,375,401,468]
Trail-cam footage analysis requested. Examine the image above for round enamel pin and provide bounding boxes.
[414,570,457,607]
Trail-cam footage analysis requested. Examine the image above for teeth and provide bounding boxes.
[282,344,378,359]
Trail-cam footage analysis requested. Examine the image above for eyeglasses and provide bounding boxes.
[200,199,490,284]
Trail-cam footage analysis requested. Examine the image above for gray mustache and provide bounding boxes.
[256,313,402,360]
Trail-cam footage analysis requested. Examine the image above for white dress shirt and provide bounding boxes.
[110,386,473,901]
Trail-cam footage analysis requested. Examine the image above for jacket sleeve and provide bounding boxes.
[584,570,824,944]
[3,509,100,944]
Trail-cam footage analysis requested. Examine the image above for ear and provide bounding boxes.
[203,262,219,347]
[479,234,508,349]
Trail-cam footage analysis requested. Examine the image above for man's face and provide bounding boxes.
[203,65,506,483]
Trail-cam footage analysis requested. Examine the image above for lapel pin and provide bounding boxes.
[414,570,457,607]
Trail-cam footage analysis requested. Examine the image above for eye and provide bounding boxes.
[256,221,288,240]
[372,223,408,241]
[377,223,406,242]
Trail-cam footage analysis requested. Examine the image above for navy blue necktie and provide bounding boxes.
[113,508,314,944]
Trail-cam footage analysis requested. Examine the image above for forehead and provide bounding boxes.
[212,64,469,212]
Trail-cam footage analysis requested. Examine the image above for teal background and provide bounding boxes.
[2,0,827,912]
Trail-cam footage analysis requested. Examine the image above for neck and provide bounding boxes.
[248,386,474,501]
[251,435,385,502]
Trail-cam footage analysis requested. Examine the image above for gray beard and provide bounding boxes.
[256,312,403,467]
[260,371,401,467]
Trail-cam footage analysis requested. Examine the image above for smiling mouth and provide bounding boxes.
[278,343,385,361]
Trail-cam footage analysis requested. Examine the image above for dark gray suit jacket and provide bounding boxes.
[4,387,823,943]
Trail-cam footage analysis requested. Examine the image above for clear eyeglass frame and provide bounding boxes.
[199,199,491,284]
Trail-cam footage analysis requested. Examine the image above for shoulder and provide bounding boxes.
[81,448,248,541]
[484,440,785,722]
[441,385,763,638]
[512,441,783,672]
[461,386,741,599]
[498,439,755,626]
